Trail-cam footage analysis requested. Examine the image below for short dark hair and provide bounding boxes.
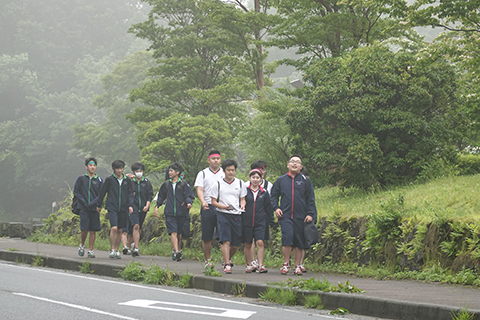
[289,154,302,162]
[209,150,221,157]
[169,162,183,173]
[85,157,97,166]
[131,162,145,172]
[111,159,125,170]
[222,159,237,170]
[250,160,267,170]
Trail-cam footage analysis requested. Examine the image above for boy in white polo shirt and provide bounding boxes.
[194,150,225,268]
[211,159,247,274]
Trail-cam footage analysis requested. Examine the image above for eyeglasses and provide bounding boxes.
[289,160,302,164]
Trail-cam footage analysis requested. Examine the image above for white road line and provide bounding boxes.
[1,262,327,318]
[13,293,138,320]
[119,299,256,319]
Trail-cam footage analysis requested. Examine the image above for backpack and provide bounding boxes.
[71,195,80,215]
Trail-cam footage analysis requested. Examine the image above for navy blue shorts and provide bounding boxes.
[201,205,217,241]
[165,215,188,236]
[216,211,242,246]
[79,209,101,232]
[279,218,308,249]
[128,211,147,235]
[108,210,128,230]
[242,223,266,244]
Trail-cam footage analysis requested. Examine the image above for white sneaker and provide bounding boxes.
[78,244,85,257]
[109,250,115,259]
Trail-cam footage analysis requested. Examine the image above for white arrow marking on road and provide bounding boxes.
[119,299,256,319]
[13,293,138,320]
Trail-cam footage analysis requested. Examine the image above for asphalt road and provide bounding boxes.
[0,262,387,320]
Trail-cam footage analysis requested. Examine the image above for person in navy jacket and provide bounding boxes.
[270,154,317,276]
[73,157,103,258]
[97,160,134,259]
[155,162,194,261]
[242,168,273,273]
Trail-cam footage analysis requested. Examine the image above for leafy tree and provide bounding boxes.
[287,44,463,188]
[408,0,480,149]
[129,0,257,119]
[133,113,234,180]
[268,0,411,68]
[235,87,294,178]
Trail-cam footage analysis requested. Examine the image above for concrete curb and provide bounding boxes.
[1,249,479,320]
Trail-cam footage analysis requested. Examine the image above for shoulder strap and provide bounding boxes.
[217,180,221,202]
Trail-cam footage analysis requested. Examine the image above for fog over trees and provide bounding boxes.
[1,0,477,221]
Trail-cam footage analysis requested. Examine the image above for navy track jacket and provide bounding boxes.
[132,177,154,213]
[242,186,274,227]
[73,173,103,211]
[156,179,194,217]
[270,172,317,222]
[97,174,134,213]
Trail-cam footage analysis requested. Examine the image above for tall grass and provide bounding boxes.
[315,175,480,221]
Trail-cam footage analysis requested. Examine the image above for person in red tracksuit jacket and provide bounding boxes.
[270,155,317,276]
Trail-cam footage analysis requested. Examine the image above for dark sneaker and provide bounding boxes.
[122,246,129,255]
[132,248,140,257]
[175,251,182,261]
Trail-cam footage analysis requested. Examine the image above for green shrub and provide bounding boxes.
[457,153,480,176]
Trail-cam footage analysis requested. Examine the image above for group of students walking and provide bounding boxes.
[73,150,317,275]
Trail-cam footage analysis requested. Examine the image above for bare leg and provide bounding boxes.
[256,240,265,266]
[113,227,122,251]
[133,224,140,248]
[171,232,179,252]
[294,247,304,267]
[80,230,88,246]
[177,234,183,252]
[282,245,292,265]
[203,240,212,261]
[221,241,231,265]
[88,231,96,251]
[244,243,253,265]
[121,232,128,248]
[110,227,118,250]
[229,246,237,261]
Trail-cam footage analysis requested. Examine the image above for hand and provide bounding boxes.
[275,208,283,218]
[96,207,101,213]
[154,207,159,218]
[240,204,245,211]
[225,204,233,210]
[201,202,209,210]
[304,215,313,223]
[187,203,192,209]
[128,207,133,214]
[142,205,149,212]
[126,173,134,179]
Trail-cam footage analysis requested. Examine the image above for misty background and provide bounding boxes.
[0,0,441,222]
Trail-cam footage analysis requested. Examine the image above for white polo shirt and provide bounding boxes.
[194,167,224,204]
[211,178,247,215]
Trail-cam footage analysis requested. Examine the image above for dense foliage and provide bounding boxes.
[288,44,463,187]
